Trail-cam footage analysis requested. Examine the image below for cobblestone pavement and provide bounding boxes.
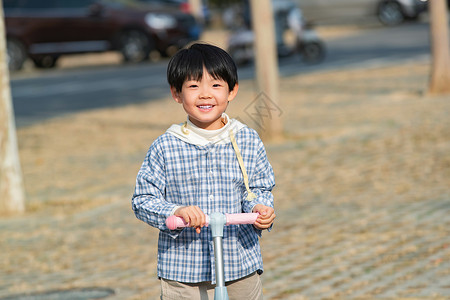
[1,198,449,299]
[1,58,449,299]
[261,199,450,299]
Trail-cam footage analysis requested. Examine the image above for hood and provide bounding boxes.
[166,113,246,146]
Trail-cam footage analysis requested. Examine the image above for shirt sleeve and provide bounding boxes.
[241,134,275,232]
[131,139,179,236]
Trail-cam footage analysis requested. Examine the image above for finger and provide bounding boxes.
[258,212,275,222]
[255,214,275,227]
[180,210,191,224]
[189,206,206,227]
[189,208,201,227]
[254,222,270,230]
[259,214,276,224]
[256,219,273,227]
[194,207,206,227]
[255,206,273,216]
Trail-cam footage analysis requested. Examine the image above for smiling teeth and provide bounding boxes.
[199,105,213,109]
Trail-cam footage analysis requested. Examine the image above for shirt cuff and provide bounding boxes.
[171,205,183,215]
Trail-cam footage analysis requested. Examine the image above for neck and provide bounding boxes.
[188,115,228,131]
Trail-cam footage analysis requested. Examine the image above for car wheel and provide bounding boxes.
[119,30,151,63]
[377,0,405,26]
[32,55,58,69]
[6,38,27,71]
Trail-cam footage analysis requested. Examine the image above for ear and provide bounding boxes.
[227,83,239,102]
[170,86,183,104]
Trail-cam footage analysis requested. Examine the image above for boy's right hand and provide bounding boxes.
[174,206,206,234]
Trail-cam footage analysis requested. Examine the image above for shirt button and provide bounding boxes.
[209,195,214,200]
[210,170,213,176]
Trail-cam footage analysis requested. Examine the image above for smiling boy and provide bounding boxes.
[132,43,275,299]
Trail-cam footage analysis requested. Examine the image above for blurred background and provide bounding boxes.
[3,0,446,126]
[1,0,450,299]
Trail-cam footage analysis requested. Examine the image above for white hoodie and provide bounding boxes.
[166,113,246,146]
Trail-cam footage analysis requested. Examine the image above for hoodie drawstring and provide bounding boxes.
[229,130,257,201]
[181,121,189,135]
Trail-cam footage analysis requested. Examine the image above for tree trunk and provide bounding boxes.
[249,0,283,141]
[0,4,26,215]
[428,0,450,95]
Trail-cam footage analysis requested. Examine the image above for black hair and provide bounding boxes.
[167,43,238,93]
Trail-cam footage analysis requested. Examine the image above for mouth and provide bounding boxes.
[197,104,214,111]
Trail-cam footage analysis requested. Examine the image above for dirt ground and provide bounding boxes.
[1,28,449,299]
[15,59,449,214]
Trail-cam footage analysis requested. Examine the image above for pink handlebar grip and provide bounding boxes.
[225,213,258,225]
[166,215,210,230]
[166,215,184,230]
[165,213,259,230]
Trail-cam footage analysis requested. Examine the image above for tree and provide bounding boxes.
[428,0,450,94]
[0,3,26,215]
[249,0,283,141]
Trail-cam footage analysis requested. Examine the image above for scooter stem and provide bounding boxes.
[210,212,229,300]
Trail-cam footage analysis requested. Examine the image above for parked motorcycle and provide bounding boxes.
[226,2,326,66]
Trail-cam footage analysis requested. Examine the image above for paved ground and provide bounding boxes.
[1,46,449,298]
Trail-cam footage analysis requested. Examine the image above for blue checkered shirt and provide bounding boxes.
[132,125,275,283]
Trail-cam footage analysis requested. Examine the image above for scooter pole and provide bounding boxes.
[210,212,228,300]
[166,212,259,300]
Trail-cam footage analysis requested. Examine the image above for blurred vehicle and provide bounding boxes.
[138,0,191,13]
[298,0,429,26]
[3,0,202,71]
[137,0,211,24]
[226,0,326,65]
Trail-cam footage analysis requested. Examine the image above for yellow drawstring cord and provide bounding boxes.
[181,121,189,135]
[229,130,257,201]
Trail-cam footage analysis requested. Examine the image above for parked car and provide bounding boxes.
[298,0,428,26]
[137,0,211,25]
[3,0,202,71]
[137,0,191,13]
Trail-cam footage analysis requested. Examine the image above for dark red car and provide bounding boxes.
[3,0,202,71]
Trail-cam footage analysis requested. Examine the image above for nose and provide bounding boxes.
[199,93,212,99]
[199,84,212,99]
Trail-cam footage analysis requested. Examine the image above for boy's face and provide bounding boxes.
[171,67,239,130]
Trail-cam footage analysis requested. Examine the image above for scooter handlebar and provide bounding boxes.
[166,213,259,230]
[225,213,259,226]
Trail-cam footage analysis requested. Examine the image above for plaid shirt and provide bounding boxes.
[132,124,275,283]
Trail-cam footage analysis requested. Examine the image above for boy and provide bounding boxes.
[132,43,275,299]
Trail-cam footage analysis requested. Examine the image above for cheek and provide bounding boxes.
[178,94,193,105]
[216,91,231,102]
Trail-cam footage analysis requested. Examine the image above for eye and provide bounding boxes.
[185,82,198,88]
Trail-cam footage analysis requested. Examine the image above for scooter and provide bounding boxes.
[227,5,326,66]
[166,212,259,300]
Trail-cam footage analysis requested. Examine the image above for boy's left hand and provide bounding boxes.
[252,204,275,230]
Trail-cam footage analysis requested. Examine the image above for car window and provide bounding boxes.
[56,0,95,9]
[15,0,57,9]
[2,0,96,10]
[3,0,58,11]
[143,0,184,4]
[3,0,20,9]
